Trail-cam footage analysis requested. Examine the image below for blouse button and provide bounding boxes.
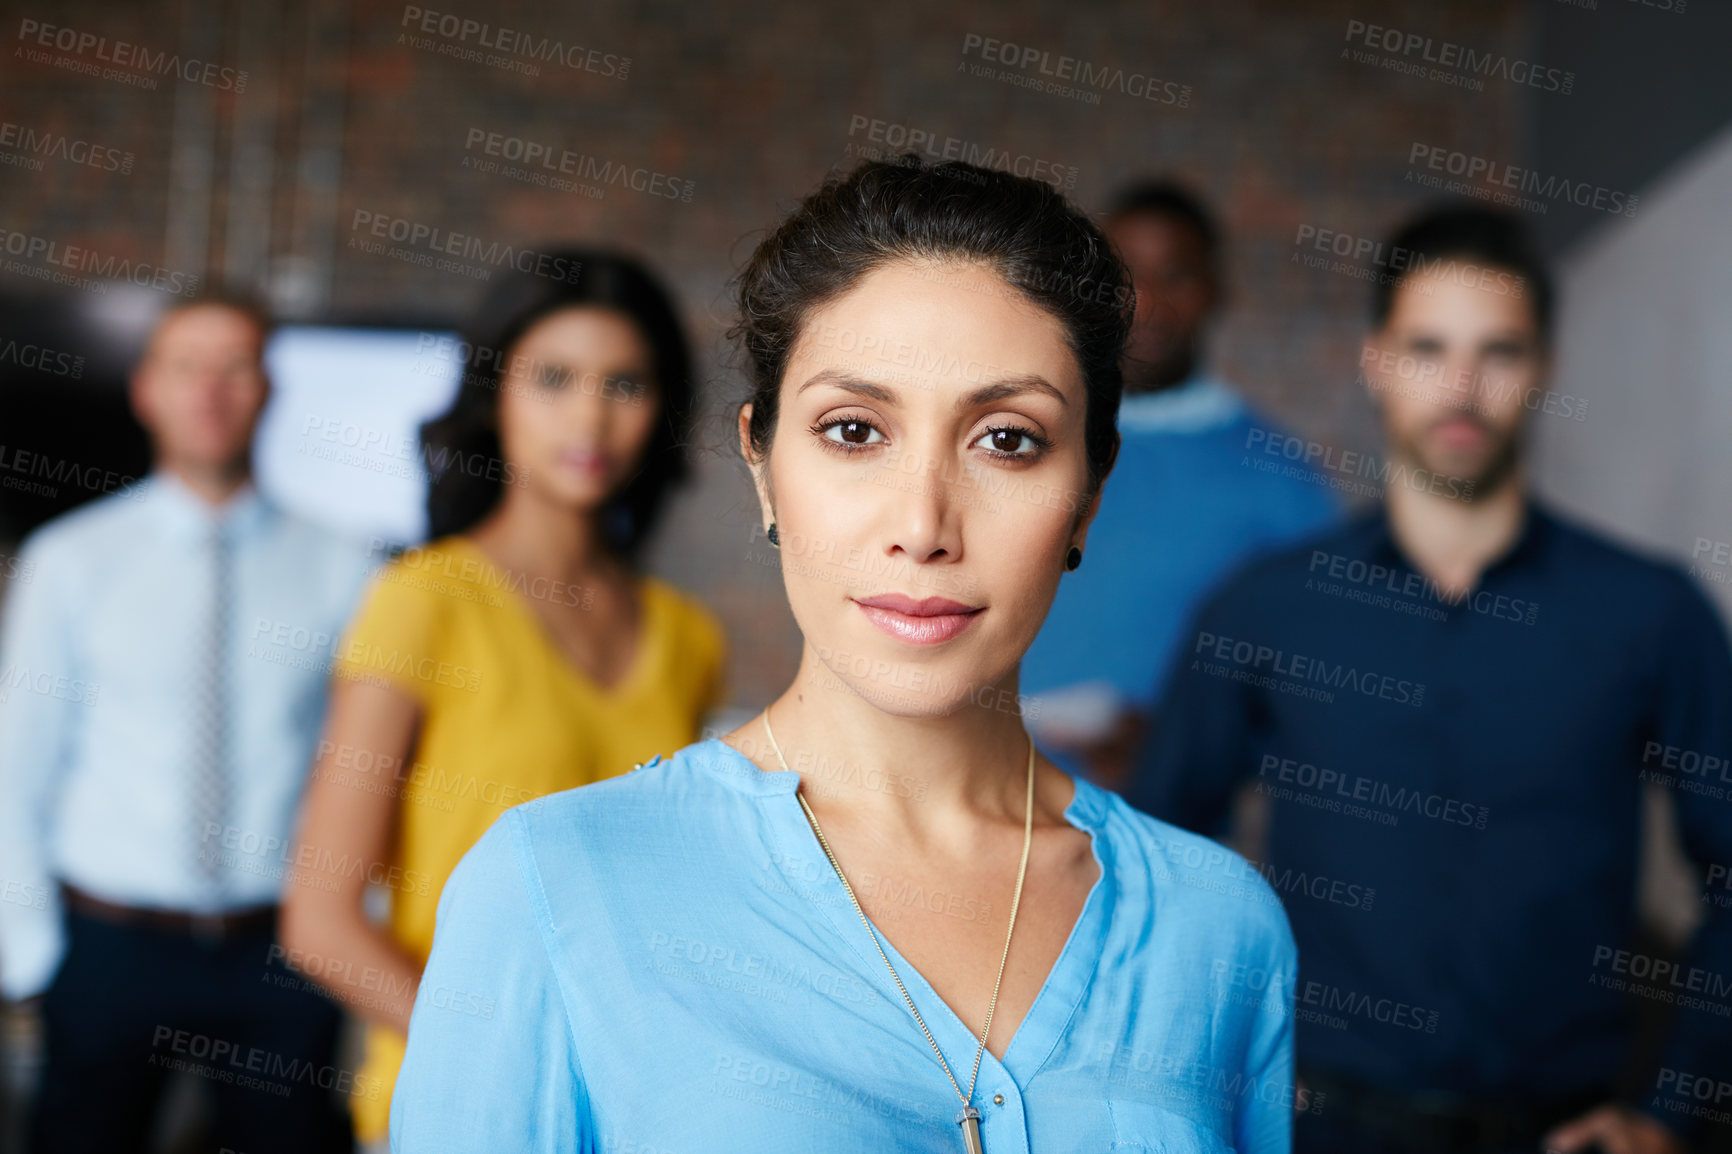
[993,1094,1004,1106]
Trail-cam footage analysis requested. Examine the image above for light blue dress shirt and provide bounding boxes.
[391,738,1298,1153]
[0,472,377,999]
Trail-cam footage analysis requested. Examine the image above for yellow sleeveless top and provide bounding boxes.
[329,536,725,1142]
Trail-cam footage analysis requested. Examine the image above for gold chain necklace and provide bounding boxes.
[761,709,1035,1154]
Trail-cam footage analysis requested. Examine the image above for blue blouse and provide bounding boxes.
[390,738,1298,1153]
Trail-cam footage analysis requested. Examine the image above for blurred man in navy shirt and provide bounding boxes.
[1136,207,1732,1154]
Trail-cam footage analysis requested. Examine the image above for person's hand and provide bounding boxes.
[1542,1103,1686,1154]
[1072,709,1148,794]
[3,994,46,1062]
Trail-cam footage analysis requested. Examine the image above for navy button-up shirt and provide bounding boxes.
[1132,502,1732,1133]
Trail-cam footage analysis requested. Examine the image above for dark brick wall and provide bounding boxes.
[0,0,1539,706]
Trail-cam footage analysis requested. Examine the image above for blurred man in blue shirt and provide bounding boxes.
[0,295,375,1153]
[1023,182,1339,789]
[1136,207,1732,1154]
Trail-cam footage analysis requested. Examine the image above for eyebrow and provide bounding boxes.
[1398,329,1533,347]
[963,376,1068,408]
[795,369,1069,408]
[795,369,896,403]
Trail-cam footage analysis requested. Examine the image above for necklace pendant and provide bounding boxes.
[956,1105,984,1154]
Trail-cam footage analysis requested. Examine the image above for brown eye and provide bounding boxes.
[818,418,885,448]
[973,426,1043,457]
[536,364,573,389]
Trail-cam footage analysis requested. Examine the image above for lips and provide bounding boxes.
[1431,417,1489,452]
[852,593,984,645]
[556,448,610,477]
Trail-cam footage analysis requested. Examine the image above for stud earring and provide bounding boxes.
[1065,545,1083,572]
[767,523,780,548]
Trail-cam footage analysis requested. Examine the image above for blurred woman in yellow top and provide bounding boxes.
[280,251,725,1147]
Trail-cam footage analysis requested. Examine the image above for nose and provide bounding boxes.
[556,373,614,434]
[879,445,964,566]
[1447,354,1489,410]
[190,367,243,405]
[1133,279,1162,321]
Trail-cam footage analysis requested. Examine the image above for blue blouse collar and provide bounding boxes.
[689,736,1110,835]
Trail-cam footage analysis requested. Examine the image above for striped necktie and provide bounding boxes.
[191,521,232,893]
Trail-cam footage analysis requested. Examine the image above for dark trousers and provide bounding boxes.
[1295,1066,1609,1154]
[1295,1106,1550,1154]
[29,908,352,1154]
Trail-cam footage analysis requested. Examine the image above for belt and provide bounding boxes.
[1299,1065,1611,1152]
[61,884,279,945]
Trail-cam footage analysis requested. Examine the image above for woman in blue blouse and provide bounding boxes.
[392,157,1299,1153]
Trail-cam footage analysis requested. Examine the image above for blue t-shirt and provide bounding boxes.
[391,738,1299,1153]
[1022,377,1340,720]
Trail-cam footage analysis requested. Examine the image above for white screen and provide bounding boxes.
[253,325,460,547]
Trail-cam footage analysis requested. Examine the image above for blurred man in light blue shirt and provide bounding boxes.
[0,294,375,1153]
[1023,183,1340,790]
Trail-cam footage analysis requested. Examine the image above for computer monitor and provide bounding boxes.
[254,324,460,547]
